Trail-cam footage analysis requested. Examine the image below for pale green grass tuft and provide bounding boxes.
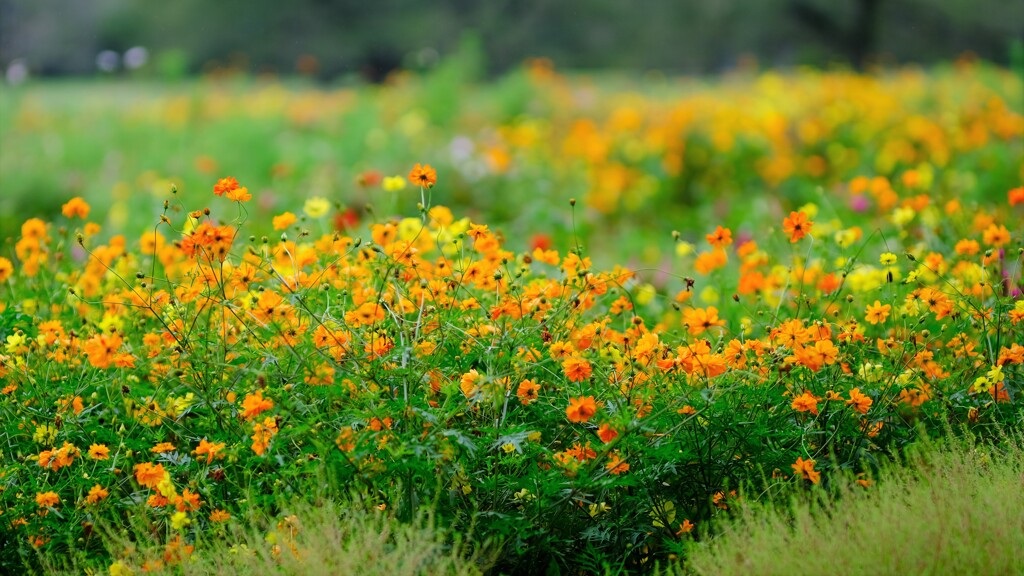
[43,498,494,576]
[685,434,1024,576]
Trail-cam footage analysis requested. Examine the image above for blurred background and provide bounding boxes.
[2,0,1022,79]
[0,0,1021,266]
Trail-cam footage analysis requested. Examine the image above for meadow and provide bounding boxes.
[0,59,1022,574]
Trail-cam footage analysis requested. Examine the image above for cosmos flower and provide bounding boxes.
[782,211,813,243]
[566,396,598,423]
[408,163,437,188]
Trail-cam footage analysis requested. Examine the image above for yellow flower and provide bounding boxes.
[987,365,1004,383]
[699,286,719,305]
[157,476,177,499]
[397,217,424,241]
[109,560,134,576]
[303,197,330,218]
[858,363,884,383]
[634,283,656,306]
[33,424,57,445]
[5,332,28,354]
[739,317,753,335]
[382,176,407,191]
[170,511,191,530]
[892,207,915,226]
[797,203,818,218]
[834,229,857,247]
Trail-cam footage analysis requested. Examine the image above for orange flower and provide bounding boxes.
[782,211,813,243]
[134,462,168,489]
[241,390,274,421]
[61,197,91,219]
[771,319,812,348]
[954,239,980,256]
[35,491,60,508]
[705,226,733,249]
[85,484,109,504]
[861,419,883,437]
[250,416,279,455]
[0,256,12,282]
[180,221,236,263]
[37,442,79,471]
[192,439,226,464]
[174,488,201,512]
[408,163,437,188]
[694,248,728,275]
[988,381,1011,403]
[675,519,695,536]
[683,306,726,336]
[460,369,483,398]
[345,302,385,327]
[814,339,839,365]
[88,444,110,460]
[213,177,240,197]
[151,442,176,454]
[517,379,541,405]
[597,423,618,443]
[549,341,575,359]
[210,509,231,523]
[335,428,356,453]
[21,217,46,240]
[792,457,820,484]
[865,301,891,325]
[1009,186,1024,206]
[982,224,1010,247]
[225,186,252,202]
[563,441,597,462]
[272,212,297,231]
[847,387,873,414]
[566,395,598,423]
[562,356,593,382]
[605,452,630,475]
[791,391,820,415]
[83,332,124,369]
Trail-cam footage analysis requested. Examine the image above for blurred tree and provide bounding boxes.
[792,0,882,69]
[0,0,1020,77]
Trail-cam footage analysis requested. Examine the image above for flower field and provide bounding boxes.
[1,61,1022,574]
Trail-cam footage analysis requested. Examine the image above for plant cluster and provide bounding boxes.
[3,61,1020,261]
[0,161,1021,572]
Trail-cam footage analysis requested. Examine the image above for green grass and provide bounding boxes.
[40,497,495,576]
[684,433,1024,576]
